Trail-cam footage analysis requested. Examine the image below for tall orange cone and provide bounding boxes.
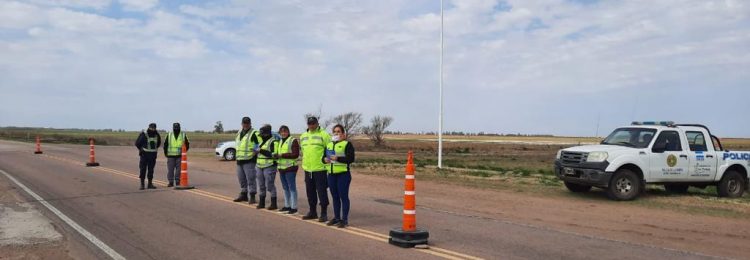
[85,138,100,167]
[175,143,194,190]
[34,136,43,154]
[389,151,429,248]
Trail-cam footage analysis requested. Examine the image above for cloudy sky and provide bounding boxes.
[0,0,748,137]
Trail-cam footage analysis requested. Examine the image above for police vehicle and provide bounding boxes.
[555,122,750,200]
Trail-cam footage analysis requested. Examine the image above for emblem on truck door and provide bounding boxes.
[667,154,678,167]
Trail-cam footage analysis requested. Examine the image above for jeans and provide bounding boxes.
[279,168,298,209]
[328,172,351,221]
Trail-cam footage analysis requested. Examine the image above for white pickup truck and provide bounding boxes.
[555,122,749,201]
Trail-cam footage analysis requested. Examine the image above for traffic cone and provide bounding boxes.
[389,151,429,248]
[175,144,194,190]
[86,138,100,167]
[34,136,43,154]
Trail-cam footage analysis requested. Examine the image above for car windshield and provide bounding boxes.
[601,128,657,148]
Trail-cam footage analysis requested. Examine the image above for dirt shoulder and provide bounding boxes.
[0,168,95,260]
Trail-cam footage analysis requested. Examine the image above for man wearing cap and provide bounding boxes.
[164,122,190,187]
[300,117,332,222]
[135,123,161,190]
[233,116,261,204]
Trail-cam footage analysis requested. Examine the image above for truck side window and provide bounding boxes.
[653,131,683,152]
[685,131,708,152]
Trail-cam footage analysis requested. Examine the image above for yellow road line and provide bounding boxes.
[39,153,483,260]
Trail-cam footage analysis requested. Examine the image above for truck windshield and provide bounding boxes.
[601,128,657,148]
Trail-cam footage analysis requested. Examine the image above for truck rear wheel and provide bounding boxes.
[717,171,746,198]
[664,184,689,194]
[564,182,592,193]
[606,169,642,201]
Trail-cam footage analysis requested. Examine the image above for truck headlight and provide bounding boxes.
[556,150,562,159]
[586,152,608,162]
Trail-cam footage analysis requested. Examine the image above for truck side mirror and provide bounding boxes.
[652,142,667,153]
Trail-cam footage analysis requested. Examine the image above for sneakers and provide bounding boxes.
[233,192,248,202]
[287,209,298,215]
[326,219,340,226]
[279,207,290,212]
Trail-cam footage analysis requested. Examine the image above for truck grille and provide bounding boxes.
[561,151,588,164]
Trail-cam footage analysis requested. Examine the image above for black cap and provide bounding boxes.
[242,117,251,123]
[307,116,318,124]
[148,123,157,129]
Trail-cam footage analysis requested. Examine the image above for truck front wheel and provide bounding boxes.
[607,169,642,201]
[564,182,592,193]
[717,171,746,198]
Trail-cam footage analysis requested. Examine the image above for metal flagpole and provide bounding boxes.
[438,0,444,169]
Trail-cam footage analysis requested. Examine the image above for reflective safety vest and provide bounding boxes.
[300,128,331,172]
[166,132,186,156]
[326,140,349,174]
[142,132,158,153]
[236,129,259,161]
[276,137,297,170]
[256,138,276,168]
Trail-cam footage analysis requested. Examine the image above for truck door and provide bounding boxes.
[686,130,718,181]
[649,130,690,181]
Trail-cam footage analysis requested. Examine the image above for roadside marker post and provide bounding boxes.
[86,138,100,167]
[389,151,430,248]
[34,136,43,154]
[175,144,194,190]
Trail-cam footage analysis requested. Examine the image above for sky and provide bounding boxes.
[0,0,748,137]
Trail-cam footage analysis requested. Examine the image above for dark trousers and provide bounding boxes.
[304,171,328,213]
[139,153,157,182]
[328,172,351,221]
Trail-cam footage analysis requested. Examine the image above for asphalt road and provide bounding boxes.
[0,140,725,260]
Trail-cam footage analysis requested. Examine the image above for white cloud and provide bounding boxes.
[119,0,158,11]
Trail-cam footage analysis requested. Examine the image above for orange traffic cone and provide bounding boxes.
[86,138,100,167]
[34,136,43,154]
[175,144,194,190]
[389,151,429,248]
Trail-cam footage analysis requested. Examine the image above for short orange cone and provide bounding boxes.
[86,138,100,167]
[389,151,429,248]
[34,136,43,154]
[175,144,194,190]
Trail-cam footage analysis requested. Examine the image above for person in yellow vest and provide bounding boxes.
[276,125,300,214]
[324,124,355,228]
[135,123,161,190]
[233,116,261,204]
[300,116,332,222]
[255,124,278,210]
[163,122,189,187]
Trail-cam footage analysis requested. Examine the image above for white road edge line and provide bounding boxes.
[0,169,126,260]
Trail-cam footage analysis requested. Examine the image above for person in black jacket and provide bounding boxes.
[135,123,161,190]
